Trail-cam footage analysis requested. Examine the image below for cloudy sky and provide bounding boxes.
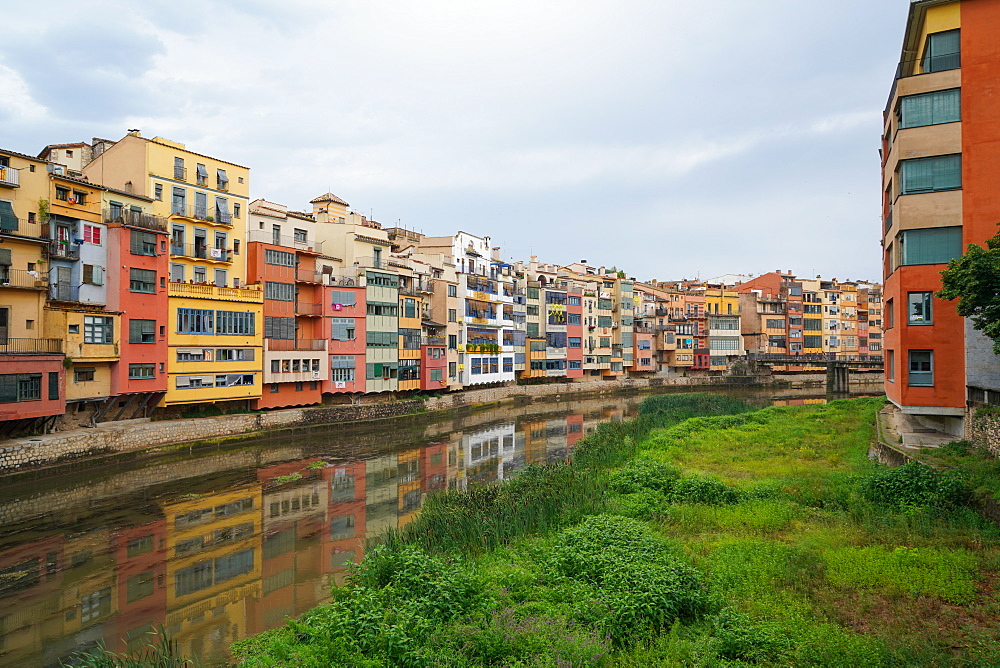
[1,0,908,283]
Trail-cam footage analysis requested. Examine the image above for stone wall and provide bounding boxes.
[0,401,423,475]
[966,406,1000,457]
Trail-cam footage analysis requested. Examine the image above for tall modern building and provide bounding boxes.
[882,0,1000,435]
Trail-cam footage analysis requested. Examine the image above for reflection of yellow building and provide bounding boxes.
[397,448,422,526]
[162,486,262,658]
[60,530,118,639]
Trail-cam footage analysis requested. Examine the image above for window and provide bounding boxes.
[216,311,255,335]
[597,315,612,328]
[403,298,417,319]
[765,319,784,329]
[264,316,295,339]
[431,368,443,382]
[215,197,230,223]
[177,308,213,334]
[0,373,41,403]
[174,157,185,180]
[194,191,207,219]
[900,154,961,194]
[130,230,158,256]
[448,309,457,322]
[129,364,155,379]
[448,334,457,349]
[129,268,156,293]
[449,361,457,378]
[907,292,933,325]
[569,337,581,348]
[922,29,960,73]
[293,228,307,243]
[567,313,581,325]
[264,249,295,266]
[898,227,962,266]
[233,203,241,218]
[330,290,356,306]
[129,319,156,343]
[366,331,396,347]
[330,317,355,341]
[72,191,87,205]
[171,187,186,215]
[899,89,960,129]
[55,187,69,201]
[217,348,253,361]
[908,350,933,386]
[331,367,355,382]
[568,296,581,306]
[195,163,208,185]
[83,225,102,245]
[216,373,255,387]
[216,169,229,190]
[447,284,457,297]
[84,316,113,343]
[154,183,163,200]
[265,281,295,301]
[367,302,398,316]
[569,360,582,369]
[74,367,96,382]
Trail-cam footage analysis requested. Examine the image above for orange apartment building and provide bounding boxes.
[882,0,1000,435]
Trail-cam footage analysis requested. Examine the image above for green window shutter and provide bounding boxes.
[901,155,961,194]
[0,201,17,231]
[932,89,960,125]
[901,92,934,128]
[901,227,963,265]
[0,248,11,265]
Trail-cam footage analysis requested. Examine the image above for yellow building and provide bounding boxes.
[82,134,263,408]
[397,267,423,392]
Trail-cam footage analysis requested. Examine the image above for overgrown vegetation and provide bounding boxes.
[232,395,1000,666]
[64,630,197,667]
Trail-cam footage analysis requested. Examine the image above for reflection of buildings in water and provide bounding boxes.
[112,519,168,657]
[421,441,448,495]
[162,485,262,662]
[257,460,330,635]
[397,448,422,528]
[325,462,366,588]
[462,422,521,485]
[772,398,827,407]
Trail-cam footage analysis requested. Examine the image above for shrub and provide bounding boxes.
[711,608,791,663]
[858,462,970,510]
[546,515,706,644]
[607,458,681,494]
[668,475,740,505]
[607,489,671,521]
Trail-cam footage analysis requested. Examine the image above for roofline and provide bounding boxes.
[113,134,251,170]
[0,147,47,164]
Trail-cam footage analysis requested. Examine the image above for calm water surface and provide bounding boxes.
[0,388,856,667]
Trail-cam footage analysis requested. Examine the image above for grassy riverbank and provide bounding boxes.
[229,395,1000,667]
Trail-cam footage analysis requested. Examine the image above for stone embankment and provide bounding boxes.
[0,373,882,475]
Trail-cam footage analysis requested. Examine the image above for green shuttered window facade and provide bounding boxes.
[898,227,963,266]
[0,201,18,231]
[900,154,961,194]
[899,89,960,129]
[922,30,960,73]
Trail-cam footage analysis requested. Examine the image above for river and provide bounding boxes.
[0,388,870,667]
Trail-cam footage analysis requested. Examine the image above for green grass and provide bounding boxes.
[232,395,1000,667]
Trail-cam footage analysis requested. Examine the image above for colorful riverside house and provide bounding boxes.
[415,232,516,388]
[566,282,584,378]
[310,195,400,394]
[246,200,328,409]
[0,148,65,433]
[42,174,122,420]
[102,188,170,417]
[82,133,264,410]
[702,285,742,373]
[396,264,423,392]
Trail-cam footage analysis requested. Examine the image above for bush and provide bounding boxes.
[668,475,740,505]
[859,462,970,510]
[607,458,681,494]
[711,608,791,663]
[546,515,706,644]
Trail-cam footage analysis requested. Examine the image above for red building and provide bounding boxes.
[566,288,584,378]
[105,207,170,409]
[882,0,1000,435]
[324,282,367,396]
[247,203,328,409]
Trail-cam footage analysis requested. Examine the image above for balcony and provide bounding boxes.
[355,255,387,270]
[295,269,324,284]
[169,204,232,226]
[247,230,323,253]
[168,281,263,303]
[295,301,323,316]
[0,338,62,355]
[0,269,48,290]
[103,208,168,232]
[422,335,446,346]
[0,165,19,188]
[398,282,422,297]
[266,338,327,351]
[65,341,119,360]
[170,243,232,262]
[48,240,80,260]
